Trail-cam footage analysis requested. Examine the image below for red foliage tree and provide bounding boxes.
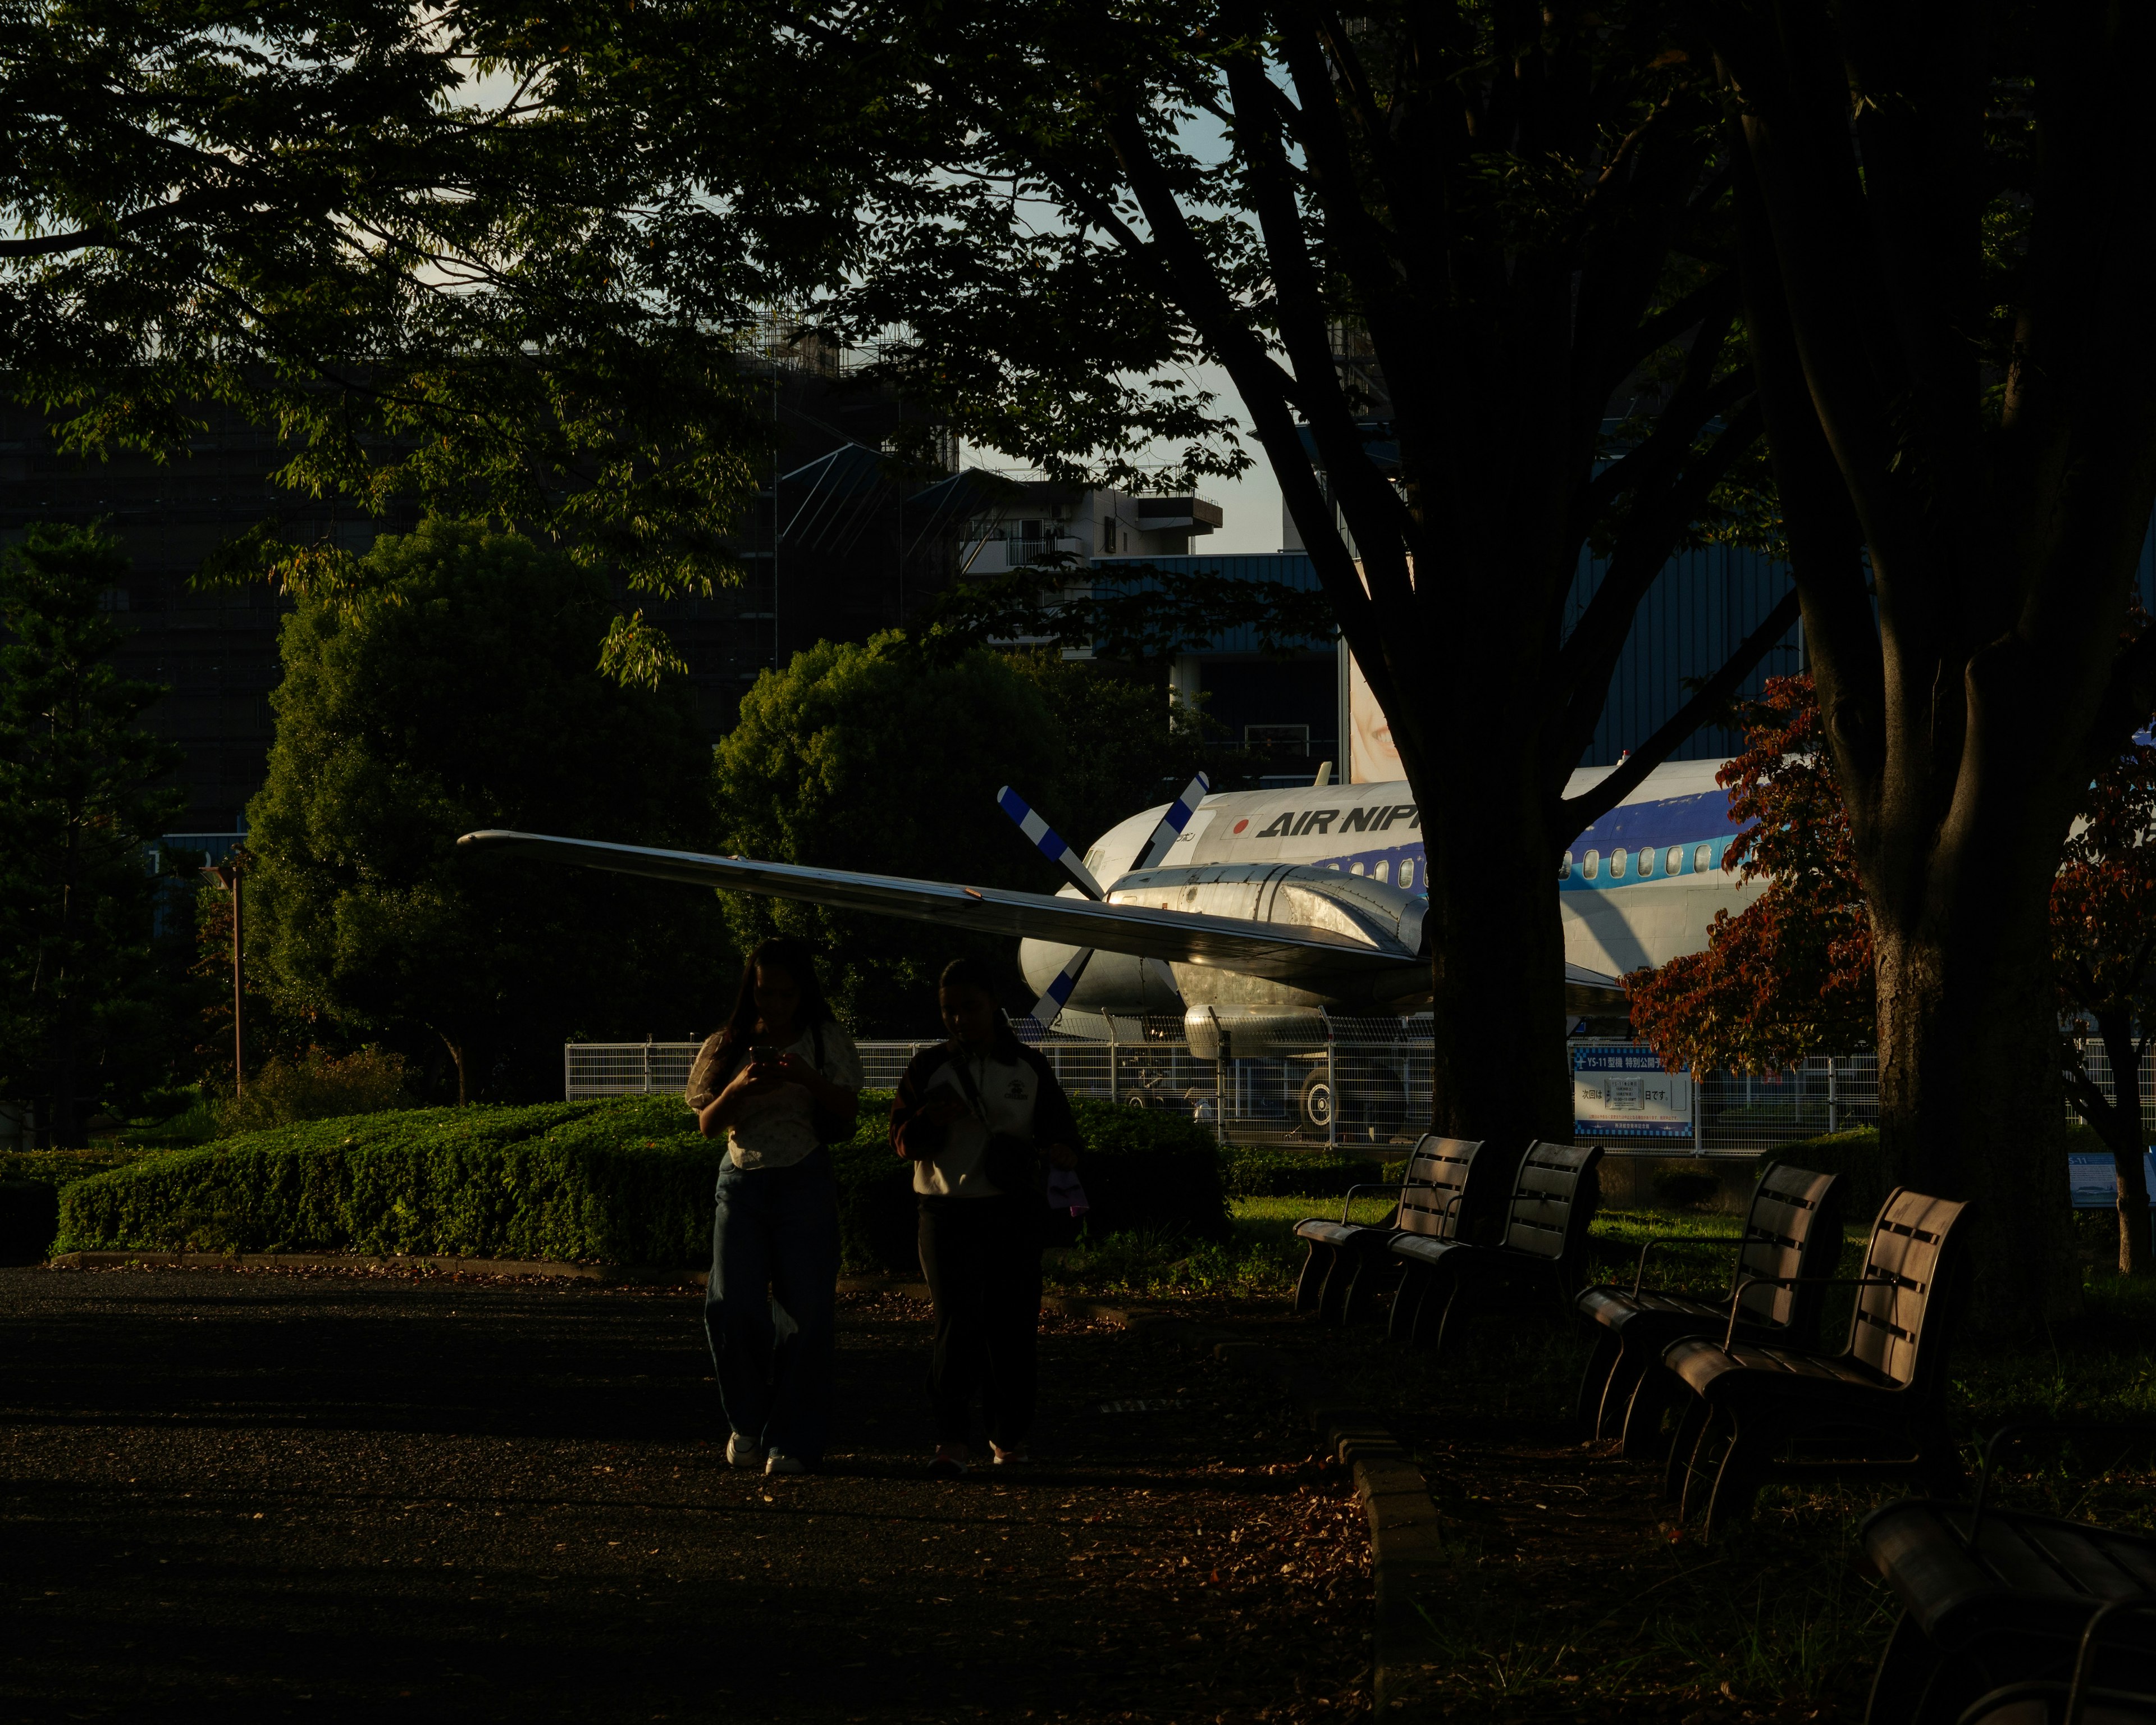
[1626,676,1874,1075]
[1632,676,2156,1277]
[2052,736,2156,1275]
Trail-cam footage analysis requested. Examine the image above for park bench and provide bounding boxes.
[1950,1601,2156,1725]
[1573,1160,1846,1456]
[1660,1186,1975,1540]
[1858,1426,2156,1725]
[1386,1140,1604,1359]
[1290,1135,1485,1325]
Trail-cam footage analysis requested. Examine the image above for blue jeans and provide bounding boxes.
[705,1149,840,1462]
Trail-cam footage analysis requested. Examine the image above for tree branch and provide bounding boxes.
[1211,54,1419,595]
[2085,622,2156,778]
[1556,395,1764,729]
[1567,364,1753,557]
[1556,584,1802,839]
[0,184,261,258]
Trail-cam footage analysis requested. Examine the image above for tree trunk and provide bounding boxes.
[1871,900,2080,1334]
[440,1034,469,1107]
[2091,1010,2152,1277]
[1412,688,1574,1149]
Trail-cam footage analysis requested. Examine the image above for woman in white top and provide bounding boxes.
[685,937,862,1475]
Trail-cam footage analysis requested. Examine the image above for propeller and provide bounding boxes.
[997,772,1211,1033]
[994,786,1106,900]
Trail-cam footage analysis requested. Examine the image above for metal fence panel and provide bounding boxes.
[1692,1055,1880,1154]
[567,1028,2132,1156]
[2066,1038,2156,1136]
[564,1041,700,1098]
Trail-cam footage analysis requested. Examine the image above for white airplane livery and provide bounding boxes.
[460,755,1755,1046]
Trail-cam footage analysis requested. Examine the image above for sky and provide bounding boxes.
[1192,360,1289,553]
[961,358,1291,554]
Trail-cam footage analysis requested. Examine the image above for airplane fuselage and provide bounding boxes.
[1020,757,1755,1020]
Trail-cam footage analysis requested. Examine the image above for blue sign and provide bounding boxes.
[2067,1151,2156,1208]
[1572,1044,1692,1140]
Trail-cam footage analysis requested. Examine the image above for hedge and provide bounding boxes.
[1217,1145,1406,1198]
[55,1091,1228,1273]
[1755,1121,2117,1228]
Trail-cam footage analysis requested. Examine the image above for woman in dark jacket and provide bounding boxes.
[889,957,1081,1476]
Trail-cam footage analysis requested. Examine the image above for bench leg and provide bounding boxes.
[1338,1252,1391,1326]
[1862,1610,1949,1725]
[1702,1414,1770,1540]
[1315,1248,1353,1325]
[1661,1396,1712,1507]
[1620,1362,1682,1462]
[1422,1277,1475,1363]
[1677,1405,1734,1525]
[1573,1330,1624,1437]
[1597,1345,1656,1445]
[1291,1242,1332,1315]
[1386,1262,1425,1344]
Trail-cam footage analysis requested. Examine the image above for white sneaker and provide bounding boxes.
[765,1452,807,1476]
[727,1433,765,1469]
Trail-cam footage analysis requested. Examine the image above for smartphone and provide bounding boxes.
[751,1044,780,1067]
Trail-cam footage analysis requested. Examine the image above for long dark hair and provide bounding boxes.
[718,937,835,1046]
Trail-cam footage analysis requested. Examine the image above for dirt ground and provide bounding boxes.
[1,1268,1372,1724]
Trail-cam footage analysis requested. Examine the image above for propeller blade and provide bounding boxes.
[1135,770,1212,870]
[1026,945,1095,1033]
[996,785,1107,900]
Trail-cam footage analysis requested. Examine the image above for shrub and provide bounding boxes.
[216,1047,415,1135]
[1653,1169,1721,1210]
[118,1098,221,1149]
[56,1089,1230,1272]
[1218,1145,1404,1199]
[1758,1122,2108,1229]
[828,1091,1230,1274]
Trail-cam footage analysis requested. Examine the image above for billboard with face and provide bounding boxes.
[1345,647,1403,785]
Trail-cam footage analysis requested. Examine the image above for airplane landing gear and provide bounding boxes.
[1298,1067,1334,1135]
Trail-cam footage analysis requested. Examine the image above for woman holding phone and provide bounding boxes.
[686,937,861,1476]
[890,957,1082,1476]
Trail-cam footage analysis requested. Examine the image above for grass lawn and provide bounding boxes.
[1040,1192,1397,1299]
[1040,1193,1760,1303]
[1047,1190,2155,1721]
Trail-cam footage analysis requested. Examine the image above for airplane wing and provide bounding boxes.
[457,829,1416,985]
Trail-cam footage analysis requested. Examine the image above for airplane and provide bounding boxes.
[458,753,1755,1058]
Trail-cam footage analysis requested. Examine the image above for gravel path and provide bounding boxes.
[1,1267,1371,1723]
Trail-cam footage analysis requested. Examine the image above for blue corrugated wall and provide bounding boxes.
[1098,522,2156,772]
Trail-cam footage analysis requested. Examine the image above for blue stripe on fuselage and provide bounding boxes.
[1204,782,1750,896]
[1570,790,1734,851]
[1290,783,1746,896]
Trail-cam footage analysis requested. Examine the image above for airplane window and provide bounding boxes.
[1666,846,1683,875]
[1401,859,1415,889]
[1610,848,1625,879]
[1638,846,1654,877]
[1694,842,1713,873]
[1559,851,1573,880]
[1374,860,1390,882]
[1350,861,1366,875]
[1583,850,1600,880]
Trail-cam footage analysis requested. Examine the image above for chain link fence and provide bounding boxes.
[563,1016,1437,1148]
[563,1029,2149,1158]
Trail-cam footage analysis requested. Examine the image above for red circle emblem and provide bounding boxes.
[1232,819,1249,834]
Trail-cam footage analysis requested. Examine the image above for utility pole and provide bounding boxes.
[200,859,244,1093]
